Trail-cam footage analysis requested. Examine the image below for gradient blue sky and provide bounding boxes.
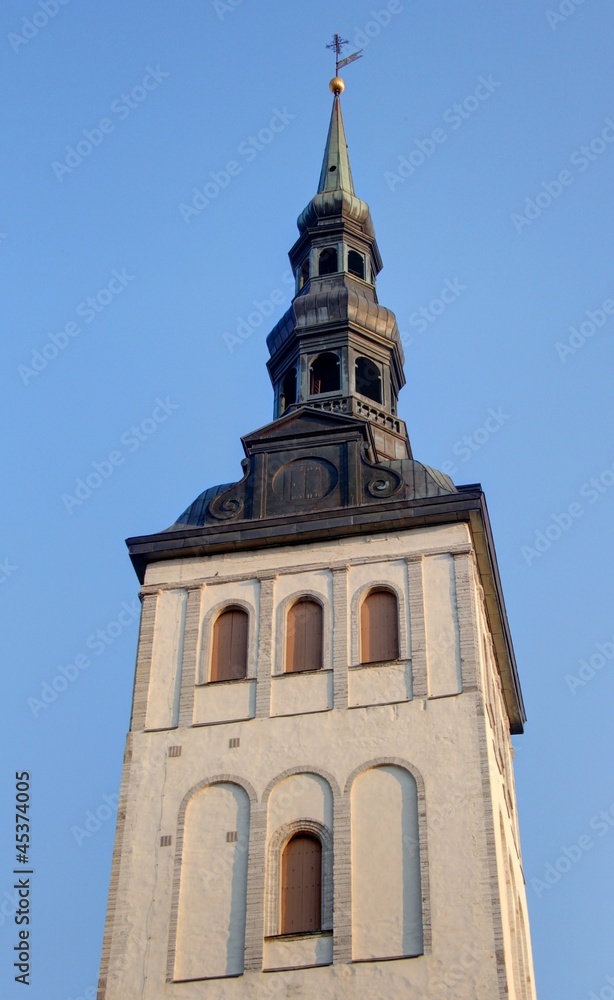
[2,2,614,997]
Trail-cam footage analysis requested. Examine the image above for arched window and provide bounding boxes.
[355,356,382,403]
[280,368,297,412]
[299,257,310,289]
[348,249,365,280]
[318,247,338,276]
[210,607,248,682]
[360,588,399,663]
[281,833,322,934]
[286,598,323,672]
[309,352,340,394]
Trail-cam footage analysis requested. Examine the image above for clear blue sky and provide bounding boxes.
[2,2,614,997]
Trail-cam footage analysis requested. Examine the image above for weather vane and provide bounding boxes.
[326,33,363,93]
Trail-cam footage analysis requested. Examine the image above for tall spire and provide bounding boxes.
[317,93,355,195]
[263,76,414,463]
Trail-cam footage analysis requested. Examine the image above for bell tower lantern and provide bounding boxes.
[267,82,409,461]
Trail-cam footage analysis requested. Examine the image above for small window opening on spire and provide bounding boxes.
[310,352,340,395]
[318,247,338,276]
[299,258,310,290]
[281,368,297,412]
[348,250,365,280]
[355,357,382,404]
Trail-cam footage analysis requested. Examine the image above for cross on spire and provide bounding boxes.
[326,33,363,77]
[326,33,349,75]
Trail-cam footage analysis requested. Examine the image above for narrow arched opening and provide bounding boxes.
[286,598,323,672]
[280,833,322,934]
[355,356,382,403]
[318,247,338,276]
[309,352,340,395]
[348,249,365,280]
[299,257,310,289]
[280,368,297,412]
[210,607,248,682]
[360,588,399,663]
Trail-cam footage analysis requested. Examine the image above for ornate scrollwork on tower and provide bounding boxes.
[207,461,250,521]
[364,470,403,499]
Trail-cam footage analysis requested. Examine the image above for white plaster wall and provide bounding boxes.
[99,521,534,1000]
[146,589,187,730]
[144,524,472,588]
[268,772,333,832]
[423,553,462,697]
[348,661,412,707]
[174,783,250,981]
[351,765,422,960]
[193,678,256,725]
[101,697,505,999]
[270,670,333,716]
[474,566,537,1000]
[263,933,333,970]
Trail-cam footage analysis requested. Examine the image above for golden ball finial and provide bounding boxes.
[329,76,345,95]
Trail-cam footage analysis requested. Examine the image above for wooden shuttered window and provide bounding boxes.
[286,598,323,672]
[360,588,399,664]
[210,607,248,682]
[281,834,322,934]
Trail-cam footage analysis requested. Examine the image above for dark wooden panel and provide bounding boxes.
[211,608,248,681]
[281,834,322,934]
[286,599,323,672]
[361,589,399,663]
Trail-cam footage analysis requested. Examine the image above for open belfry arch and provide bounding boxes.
[98,61,537,1000]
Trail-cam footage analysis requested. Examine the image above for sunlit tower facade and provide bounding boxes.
[98,72,537,1000]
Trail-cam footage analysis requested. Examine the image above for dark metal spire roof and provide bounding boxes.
[317,94,355,195]
[297,91,374,236]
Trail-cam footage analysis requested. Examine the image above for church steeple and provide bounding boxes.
[317,92,355,195]
[266,79,412,462]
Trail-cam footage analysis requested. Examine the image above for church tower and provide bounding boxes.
[97,77,537,999]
